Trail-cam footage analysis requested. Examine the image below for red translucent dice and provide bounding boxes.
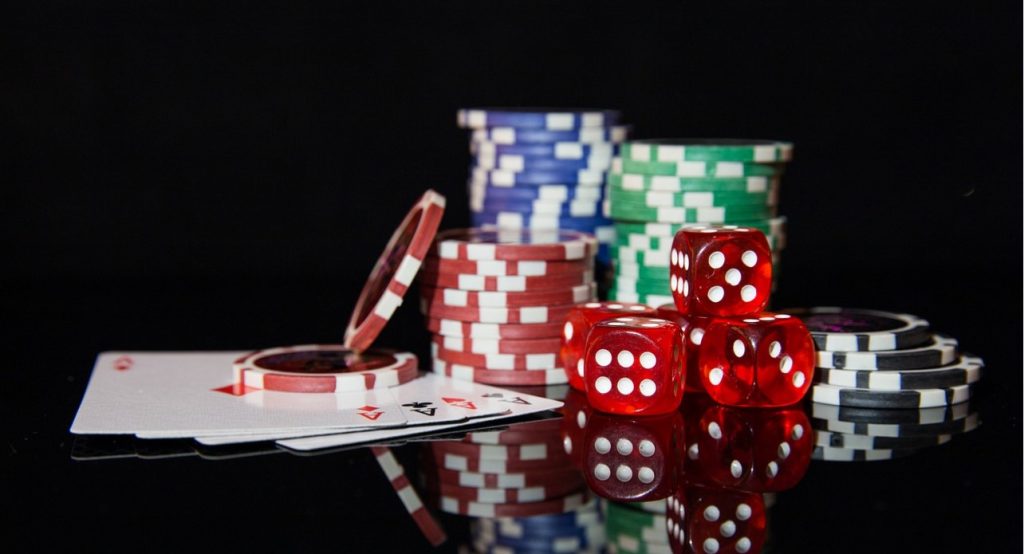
[558,388,592,469]
[670,225,772,317]
[667,484,767,554]
[656,303,712,394]
[561,301,658,391]
[694,405,812,493]
[581,411,683,502]
[698,313,815,407]
[584,316,685,415]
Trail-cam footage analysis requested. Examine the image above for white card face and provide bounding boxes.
[70,352,406,437]
[276,376,564,451]
[193,373,514,445]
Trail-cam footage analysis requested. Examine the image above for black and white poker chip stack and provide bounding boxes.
[785,307,983,462]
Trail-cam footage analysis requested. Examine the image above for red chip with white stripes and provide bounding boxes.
[233,345,419,393]
[433,228,598,261]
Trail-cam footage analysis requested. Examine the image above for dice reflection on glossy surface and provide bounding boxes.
[583,411,682,502]
[699,313,814,407]
[670,225,772,318]
[559,388,592,469]
[584,317,685,415]
[656,303,712,394]
[667,484,766,554]
[562,301,658,391]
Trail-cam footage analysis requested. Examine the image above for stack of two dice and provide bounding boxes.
[561,224,816,415]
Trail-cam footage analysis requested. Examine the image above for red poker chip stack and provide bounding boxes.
[423,417,592,519]
[421,228,600,386]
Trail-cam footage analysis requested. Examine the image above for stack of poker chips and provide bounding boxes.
[422,228,599,386]
[606,139,791,306]
[788,307,983,462]
[457,108,628,265]
[424,419,595,522]
[605,500,672,554]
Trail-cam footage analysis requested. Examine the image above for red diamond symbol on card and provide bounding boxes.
[113,355,134,371]
[212,383,260,396]
[359,405,378,412]
[442,397,477,410]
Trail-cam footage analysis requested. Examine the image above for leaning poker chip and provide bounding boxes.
[423,257,594,277]
[815,334,959,370]
[473,153,614,173]
[471,167,608,187]
[426,318,565,340]
[458,108,621,130]
[813,430,952,451]
[813,355,983,391]
[232,345,419,393]
[609,172,779,193]
[435,467,581,489]
[811,445,922,462]
[343,190,446,352]
[370,447,447,547]
[621,139,793,163]
[438,491,590,518]
[432,344,560,371]
[434,228,598,261]
[615,157,783,178]
[433,335,563,355]
[421,283,596,308]
[435,479,584,505]
[419,268,594,292]
[473,140,616,160]
[433,359,569,386]
[781,307,932,352]
[811,382,973,409]
[421,300,578,324]
[811,411,980,439]
[471,125,630,145]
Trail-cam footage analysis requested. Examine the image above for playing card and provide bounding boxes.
[70,352,407,437]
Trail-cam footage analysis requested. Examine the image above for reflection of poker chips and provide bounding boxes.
[420,283,596,308]
[811,382,973,409]
[782,307,932,351]
[435,467,579,489]
[811,445,922,462]
[343,190,446,352]
[439,491,590,517]
[810,400,976,428]
[432,344,560,371]
[811,409,981,439]
[427,318,565,340]
[436,478,584,504]
[432,335,563,355]
[458,108,621,130]
[432,450,571,473]
[433,440,568,462]
[432,359,569,386]
[815,334,958,370]
[813,429,953,450]
[232,345,419,393]
[814,355,983,390]
[605,501,670,554]
[469,501,606,553]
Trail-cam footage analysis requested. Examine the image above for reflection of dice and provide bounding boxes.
[695,405,812,493]
[561,302,658,391]
[667,484,767,554]
[670,225,772,317]
[582,411,682,502]
[656,303,712,394]
[699,313,815,407]
[584,317,685,415]
[559,388,592,469]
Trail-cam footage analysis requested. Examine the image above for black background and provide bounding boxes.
[4,2,1021,552]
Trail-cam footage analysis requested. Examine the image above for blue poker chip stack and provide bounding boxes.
[457,108,628,270]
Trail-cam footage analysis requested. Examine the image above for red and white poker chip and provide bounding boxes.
[344,190,446,352]
[418,269,594,292]
[432,343,560,371]
[420,283,596,308]
[431,450,571,473]
[433,467,579,489]
[421,300,577,324]
[433,228,598,262]
[432,359,569,386]
[427,318,565,340]
[422,256,594,277]
[432,440,568,462]
[437,491,590,518]
[233,344,419,393]
[433,479,584,505]
[431,335,563,355]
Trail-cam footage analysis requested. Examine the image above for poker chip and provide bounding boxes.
[432,344,560,371]
[813,429,953,450]
[608,201,776,224]
[609,187,775,209]
[814,355,983,391]
[616,157,783,178]
[419,267,594,292]
[811,445,922,462]
[472,212,612,232]
[465,427,571,446]
[782,307,933,352]
[815,334,959,370]
[457,108,621,130]
[432,359,569,386]
[439,491,589,518]
[342,190,445,351]
[421,299,577,324]
[470,180,605,202]
[471,125,630,145]
[621,139,794,163]
[473,140,616,160]
[434,228,598,261]
[233,345,419,393]
[419,283,596,308]
[609,172,780,193]
[427,318,566,340]
[605,502,671,554]
[471,167,609,187]
[473,153,613,172]
[810,400,974,427]
[423,256,594,277]
[435,467,580,489]
[432,335,563,355]
[433,440,568,462]
[811,382,973,409]
[435,478,584,505]
[811,410,981,439]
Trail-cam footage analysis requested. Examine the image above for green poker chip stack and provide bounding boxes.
[606,139,793,305]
